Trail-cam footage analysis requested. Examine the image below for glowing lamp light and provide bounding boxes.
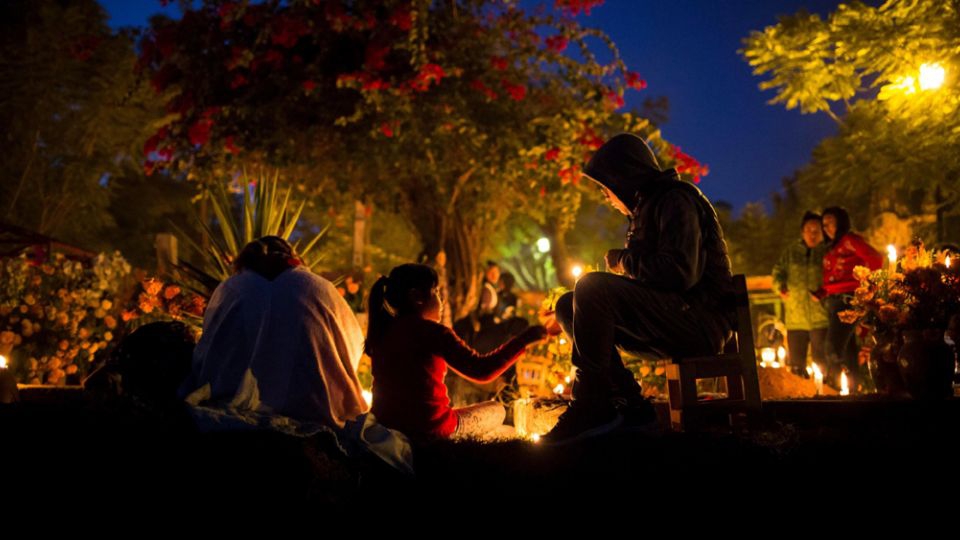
[536,237,551,254]
[564,376,571,384]
[361,389,373,407]
[919,63,946,91]
[559,338,567,345]
[571,265,583,280]
[777,346,787,362]
[530,433,541,443]
[760,347,776,365]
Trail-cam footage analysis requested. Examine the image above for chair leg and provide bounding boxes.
[666,363,698,432]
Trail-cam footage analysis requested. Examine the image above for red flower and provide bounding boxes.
[626,71,647,90]
[554,0,605,16]
[671,146,709,183]
[470,79,498,100]
[188,118,213,147]
[490,56,508,71]
[410,63,445,92]
[501,79,527,101]
[605,90,624,110]
[559,165,580,185]
[545,35,568,53]
[230,73,249,89]
[578,127,604,149]
[380,122,396,138]
[302,80,317,93]
[544,148,561,161]
[389,7,412,31]
[363,78,389,91]
[225,136,240,154]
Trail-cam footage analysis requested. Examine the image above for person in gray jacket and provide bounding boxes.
[543,133,735,445]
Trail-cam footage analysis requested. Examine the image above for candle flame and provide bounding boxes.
[0,355,6,369]
[840,371,850,396]
[553,383,565,394]
[887,245,897,264]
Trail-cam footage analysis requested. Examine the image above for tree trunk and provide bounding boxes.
[543,222,574,289]
[444,209,481,322]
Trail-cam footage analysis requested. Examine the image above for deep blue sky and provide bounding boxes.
[102,0,845,211]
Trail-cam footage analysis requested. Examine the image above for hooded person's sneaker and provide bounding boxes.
[540,401,622,446]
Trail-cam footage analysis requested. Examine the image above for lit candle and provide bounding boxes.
[887,244,897,272]
[946,255,952,269]
[0,355,7,370]
[811,363,824,396]
[840,370,850,396]
[553,383,565,395]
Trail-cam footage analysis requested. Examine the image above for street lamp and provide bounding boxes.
[919,63,946,91]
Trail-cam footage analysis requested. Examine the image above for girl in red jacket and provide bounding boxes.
[364,263,546,441]
[818,207,883,393]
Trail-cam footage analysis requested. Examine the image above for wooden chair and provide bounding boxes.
[665,274,762,431]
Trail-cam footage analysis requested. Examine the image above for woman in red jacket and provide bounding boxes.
[818,207,883,393]
[365,263,547,441]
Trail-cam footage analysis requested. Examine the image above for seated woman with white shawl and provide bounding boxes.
[180,236,367,430]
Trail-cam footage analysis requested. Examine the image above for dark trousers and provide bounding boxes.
[824,294,858,390]
[786,328,827,374]
[555,272,730,405]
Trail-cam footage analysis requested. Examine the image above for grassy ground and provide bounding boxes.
[3,389,958,514]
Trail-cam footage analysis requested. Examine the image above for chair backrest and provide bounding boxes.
[726,274,756,363]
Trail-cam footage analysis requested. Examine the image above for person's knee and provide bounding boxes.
[555,291,574,329]
[573,271,611,295]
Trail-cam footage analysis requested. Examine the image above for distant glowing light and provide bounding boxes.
[536,237,551,253]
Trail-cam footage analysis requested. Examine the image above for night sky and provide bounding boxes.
[101,0,849,212]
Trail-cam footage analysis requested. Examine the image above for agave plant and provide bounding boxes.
[175,169,328,296]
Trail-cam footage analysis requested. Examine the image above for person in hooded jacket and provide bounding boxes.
[542,133,736,445]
